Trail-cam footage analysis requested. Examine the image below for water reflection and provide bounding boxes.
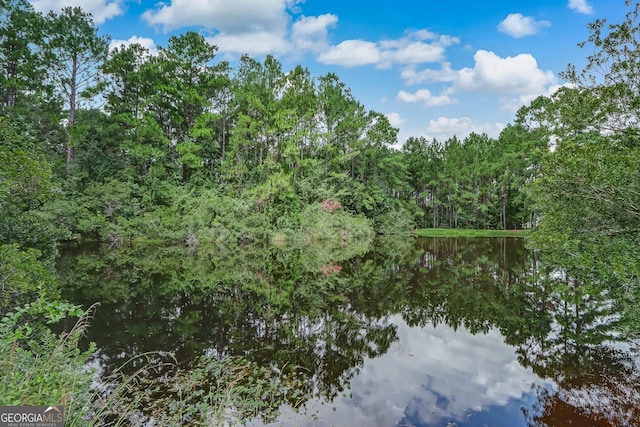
[267,317,544,427]
[56,237,640,426]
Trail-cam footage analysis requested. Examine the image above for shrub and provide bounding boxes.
[0,299,95,419]
[320,199,342,214]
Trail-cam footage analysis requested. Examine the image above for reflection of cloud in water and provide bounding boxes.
[263,314,549,426]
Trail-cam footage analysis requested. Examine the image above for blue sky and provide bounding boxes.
[29,0,629,145]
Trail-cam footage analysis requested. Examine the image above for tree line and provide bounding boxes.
[1,0,639,287]
[2,0,640,422]
[0,0,547,252]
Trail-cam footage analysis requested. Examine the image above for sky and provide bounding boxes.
[28,0,630,145]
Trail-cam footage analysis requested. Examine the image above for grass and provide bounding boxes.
[0,301,97,416]
[415,228,530,238]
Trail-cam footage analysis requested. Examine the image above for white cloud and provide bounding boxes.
[500,82,573,113]
[376,31,458,68]
[317,40,381,67]
[109,36,158,56]
[399,50,557,117]
[317,30,459,68]
[396,89,456,107]
[142,0,298,55]
[273,317,546,426]
[568,0,594,14]
[291,14,338,53]
[399,51,557,120]
[207,32,291,56]
[401,51,556,101]
[422,116,505,141]
[386,112,405,128]
[400,63,457,85]
[143,0,291,32]
[380,42,445,68]
[29,0,123,24]
[498,13,550,38]
[436,34,461,48]
[141,2,458,64]
[452,50,556,96]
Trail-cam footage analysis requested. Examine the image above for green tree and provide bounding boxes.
[225,55,289,186]
[44,6,109,175]
[496,124,547,229]
[155,32,226,181]
[0,119,57,260]
[317,73,367,181]
[519,1,640,285]
[518,3,640,141]
[102,42,150,121]
[279,65,318,179]
[561,0,640,138]
[0,0,47,111]
[68,109,127,183]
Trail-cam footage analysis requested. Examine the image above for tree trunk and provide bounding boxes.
[66,56,78,176]
[502,191,507,230]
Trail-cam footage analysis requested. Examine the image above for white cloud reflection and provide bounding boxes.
[258,315,550,426]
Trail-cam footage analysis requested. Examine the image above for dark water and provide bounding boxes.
[57,237,640,426]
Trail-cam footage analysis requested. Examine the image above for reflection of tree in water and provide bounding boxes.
[383,238,640,426]
[524,371,640,427]
[398,237,540,335]
[515,253,640,427]
[56,236,640,424]
[56,238,399,409]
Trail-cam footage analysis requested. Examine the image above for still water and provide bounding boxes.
[57,237,640,426]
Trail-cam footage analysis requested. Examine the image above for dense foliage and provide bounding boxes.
[0,1,635,246]
[0,1,544,246]
[2,0,640,424]
[518,0,640,285]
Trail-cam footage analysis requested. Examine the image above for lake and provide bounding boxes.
[56,236,640,426]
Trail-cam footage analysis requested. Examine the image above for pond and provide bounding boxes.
[56,237,640,426]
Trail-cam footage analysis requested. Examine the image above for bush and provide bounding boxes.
[298,202,374,245]
[0,299,95,420]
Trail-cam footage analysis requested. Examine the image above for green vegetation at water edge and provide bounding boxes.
[415,228,530,238]
[1,0,640,424]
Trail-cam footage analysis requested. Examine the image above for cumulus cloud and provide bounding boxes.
[376,31,458,68]
[498,13,550,38]
[386,112,405,128]
[401,50,557,111]
[317,30,459,68]
[379,42,445,68]
[401,50,556,97]
[109,36,158,56]
[29,0,123,24]
[422,116,505,141]
[500,82,573,113]
[568,0,594,14]
[291,14,338,53]
[207,32,291,56]
[396,89,456,107]
[143,0,291,32]
[318,40,381,67]
[142,0,298,55]
[140,2,458,63]
[400,63,457,85]
[452,50,556,95]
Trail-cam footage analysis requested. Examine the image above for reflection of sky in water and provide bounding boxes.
[260,314,551,427]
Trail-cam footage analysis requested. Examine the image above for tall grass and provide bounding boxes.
[0,301,97,412]
[1,301,308,426]
[78,354,307,426]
